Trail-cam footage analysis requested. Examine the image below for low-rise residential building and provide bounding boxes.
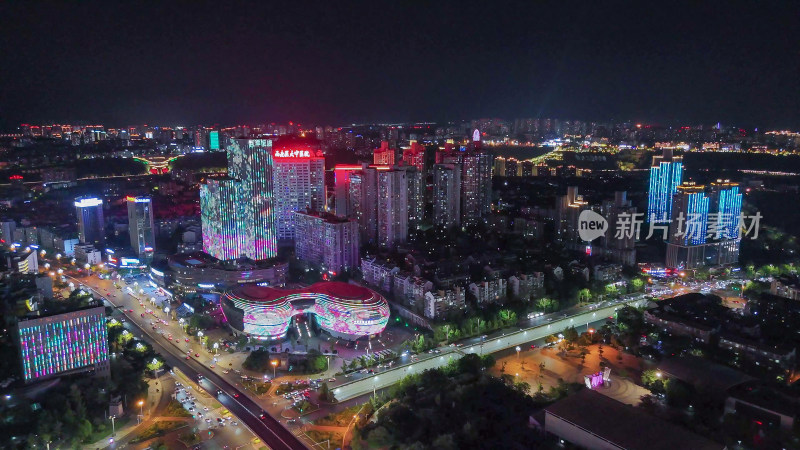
[361,257,399,293]
[423,286,466,320]
[644,308,716,344]
[770,276,800,301]
[718,333,796,369]
[593,263,622,282]
[74,243,103,265]
[469,278,507,305]
[392,272,433,308]
[508,272,544,301]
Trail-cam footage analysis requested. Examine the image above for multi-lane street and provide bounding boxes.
[73,274,308,450]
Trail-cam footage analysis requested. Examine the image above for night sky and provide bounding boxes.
[1,1,797,129]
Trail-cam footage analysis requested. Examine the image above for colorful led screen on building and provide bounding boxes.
[17,307,109,382]
[221,282,389,341]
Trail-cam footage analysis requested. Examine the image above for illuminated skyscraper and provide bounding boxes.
[647,148,683,223]
[294,210,359,275]
[402,141,425,171]
[127,196,155,257]
[708,180,743,265]
[200,138,276,260]
[445,149,492,224]
[433,163,461,227]
[373,141,395,165]
[377,169,408,249]
[272,139,326,241]
[209,130,220,150]
[74,197,105,248]
[17,306,110,383]
[666,183,710,269]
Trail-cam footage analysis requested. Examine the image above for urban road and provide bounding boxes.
[332,297,648,401]
[75,277,307,450]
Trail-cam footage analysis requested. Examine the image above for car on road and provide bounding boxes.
[259,411,267,420]
[328,378,336,382]
[232,421,238,426]
[194,353,200,357]
[233,393,240,398]
[216,389,223,395]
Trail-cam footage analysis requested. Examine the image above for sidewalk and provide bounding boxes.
[83,375,168,450]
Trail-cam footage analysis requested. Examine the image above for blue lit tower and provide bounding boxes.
[666,183,709,269]
[647,148,683,223]
[200,138,277,260]
[709,180,743,265]
[74,197,105,248]
[127,196,155,257]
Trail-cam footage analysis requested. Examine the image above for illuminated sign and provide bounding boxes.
[74,198,103,207]
[198,283,215,289]
[120,257,141,267]
[274,149,311,159]
[126,196,151,203]
[106,248,115,254]
[150,267,164,277]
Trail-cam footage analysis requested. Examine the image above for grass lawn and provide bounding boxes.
[314,405,361,427]
[164,399,193,418]
[131,421,188,443]
[84,416,132,444]
[306,429,343,444]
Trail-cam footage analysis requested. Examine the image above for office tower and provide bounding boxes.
[377,169,409,249]
[272,140,325,240]
[17,306,110,383]
[666,183,710,269]
[127,196,155,257]
[402,141,425,171]
[200,138,276,260]
[708,180,743,265]
[0,220,15,244]
[209,130,220,150]
[460,150,493,224]
[600,191,637,265]
[433,163,461,227]
[401,166,425,227]
[74,197,105,248]
[294,211,359,275]
[373,141,395,165]
[647,148,683,223]
[351,167,380,245]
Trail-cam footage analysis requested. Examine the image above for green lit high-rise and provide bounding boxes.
[201,138,277,260]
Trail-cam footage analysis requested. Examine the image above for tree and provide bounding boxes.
[146,358,164,377]
[631,278,645,292]
[514,381,531,395]
[319,383,335,402]
[562,326,579,344]
[536,297,558,312]
[242,349,272,372]
[578,288,592,303]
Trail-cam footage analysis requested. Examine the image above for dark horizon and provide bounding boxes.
[1,1,798,130]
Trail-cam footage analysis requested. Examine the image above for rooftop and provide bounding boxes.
[230,281,376,304]
[545,389,723,450]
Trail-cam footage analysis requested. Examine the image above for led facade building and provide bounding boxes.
[221,282,389,341]
[75,197,105,248]
[272,140,326,241]
[666,183,710,269]
[127,196,155,257]
[647,148,684,223]
[17,306,110,383]
[200,138,277,260]
[294,211,359,275]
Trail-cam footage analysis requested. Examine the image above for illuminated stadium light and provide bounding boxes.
[221,282,390,341]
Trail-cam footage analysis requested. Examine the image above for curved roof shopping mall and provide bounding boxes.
[221,282,390,341]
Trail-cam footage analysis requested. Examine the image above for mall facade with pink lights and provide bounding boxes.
[221,282,390,341]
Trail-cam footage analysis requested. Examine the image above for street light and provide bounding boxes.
[137,400,144,423]
[515,346,521,359]
[271,360,278,378]
[109,415,116,436]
